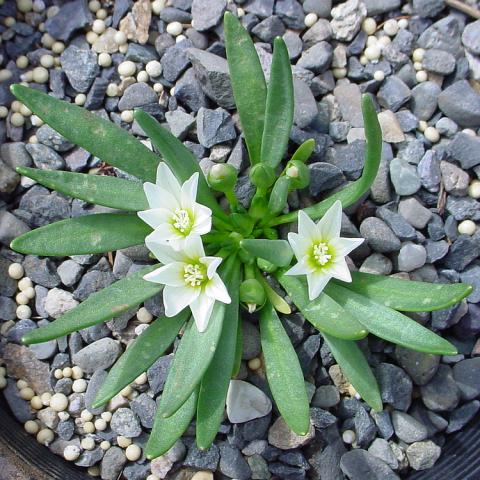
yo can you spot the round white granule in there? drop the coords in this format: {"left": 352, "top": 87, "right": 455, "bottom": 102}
{"left": 383, "top": 19, "right": 399, "bottom": 36}
{"left": 468, "top": 180, "right": 480, "bottom": 199}
{"left": 146, "top": 60, "right": 162, "bottom": 77}
{"left": 120, "top": 385, "right": 132, "bottom": 397}
{"left": 413, "top": 48, "right": 425, "bottom": 62}
{"left": 92, "top": 19, "right": 105, "bottom": 34}
{"left": 398, "top": 18, "right": 408, "bottom": 29}
{"left": 96, "top": 8, "right": 107, "bottom": 19}
{"left": 106, "top": 83, "right": 119, "bottom": 97}
{"left": 81, "top": 437, "right": 96, "bottom": 450}
{"left": 248, "top": 357, "right": 261, "bottom": 370}
{"left": 100, "top": 440, "right": 111, "bottom": 450}
{"left": 30, "top": 396, "right": 43, "bottom": 410}
{"left": 118, "top": 61, "right": 136, "bottom": 77}
{"left": 81, "top": 409, "right": 94, "bottom": 422}
{"left": 362, "top": 17, "right": 376, "bottom": 35}
{"left": 17, "top": 379, "right": 28, "bottom": 389}
{"left": 50, "top": 393, "right": 68, "bottom": 412}
{"left": 125, "top": 444, "right": 142, "bottom": 461}
{"left": 342, "top": 429, "right": 356, "bottom": 444}
{"left": 416, "top": 70, "right": 428, "bottom": 83}
{"left": 16, "top": 304, "right": 31, "bottom": 319}
{"left": 41, "top": 392, "right": 52, "bottom": 406}
{"left": 72, "top": 379, "right": 87, "bottom": 393}
{"left": 151, "top": 0, "right": 166, "bottom": 15}
{"left": 11, "top": 113, "right": 25, "bottom": 127}
{"left": 36, "top": 428, "right": 54, "bottom": 445}
{"left": 364, "top": 45, "right": 381, "bottom": 61}
{"left": 64, "top": 445, "right": 81, "bottom": 461}
{"left": 24, "top": 420, "right": 39, "bottom": 434}
{"left": 458, "top": 219, "right": 476, "bottom": 236}
{"left": 8, "top": 263, "right": 24, "bottom": 279}
{"left": 17, "top": 0, "right": 33, "bottom": 13}
{"left": 94, "top": 418, "right": 107, "bottom": 431}
{"left": 137, "top": 307, "right": 153, "bottom": 324}
{"left": 24, "top": 286, "right": 36, "bottom": 299}
{"left": 304, "top": 13, "right": 318, "bottom": 28}
{"left": 86, "top": 31, "right": 98, "bottom": 44}
{"left": 19, "top": 387, "right": 35, "bottom": 400}
{"left": 54, "top": 369, "right": 63, "bottom": 380}
{"left": 72, "top": 366, "right": 83, "bottom": 379}
{"left": 88, "top": 0, "right": 100, "bottom": 12}
{"left": 16, "top": 55, "right": 29, "bottom": 69}
{"left": 424, "top": 126, "right": 440, "bottom": 143}
{"left": 63, "top": 367, "right": 73, "bottom": 378}
{"left": 137, "top": 70, "right": 149, "bottom": 83}
{"left": 121, "top": 110, "right": 134, "bottom": 123}
{"left": 0, "top": 106, "right": 8, "bottom": 119}
{"left": 166, "top": 21, "right": 183, "bottom": 36}
{"left": 101, "top": 411, "right": 112, "bottom": 422}
{"left": 98, "top": 52, "right": 112, "bottom": 67}
{"left": 373, "top": 70, "right": 385, "bottom": 82}
{"left": 18, "top": 277, "right": 32, "bottom": 291}
{"left": 75, "top": 94, "right": 86, "bottom": 106}
{"left": 114, "top": 31, "right": 127, "bottom": 45}
{"left": 0, "top": 377, "right": 7, "bottom": 389}
{"left": 117, "top": 435, "right": 132, "bottom": 448}
{"left": 83, "top": 421, "right": 95, "bottom": 434}
{"left": 135, "top": 372, "right": 148, "bottom": 385}
{"left": 52, "top": 41, "right": 65, "bottom": 54}
{"left": 40, "top": 54, "right": 54, "bottom": 68}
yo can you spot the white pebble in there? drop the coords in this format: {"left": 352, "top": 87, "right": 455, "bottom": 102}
{"left": 100, "top": 440, "right": 111, "bottom": 450}
{"left": 96, "top": 8, "right": 107, "bottom": 19}
{"left": 81, "top": 437, "right": 96, "bottom": 450}
{"left": 114, "top": 31, "right": 127, "bottom": 45}
{"left": 175, "top": 34, "right": 187, "bottom": 43}
{"left": 135, "top": 372, "right": 148, "bottom": 385}
{"left": 101, "top": 411, "right": 112, "bottom": 422}
{"left": 373, "top": 70, "right": 385, "bottom": 81}
{"left": 72, "top": 366, "right": 83, "bottom": 379}
{"left": 342, "top": 429, "right": 356, "bottom": 444}
{"left": 118, "top": 60, "right": 136, "bottom": 77}
{"left": 33, "top": 0, "right": 45, "bottom": 12}
{"left": 8, "top": 263, "right": 24, "bottom": 279}
{"left": 146, "top": 60, "right": 162, "bottom": 78}
{"left": 64, "top": 445, "right": 81, "bottom": 461}
{"left": 63, "top": 367, "right": 72, "bottom": 378}
{"left": 0, "top": 377, "right": 7, "bottom": 389}
{"left": 152, "top": 0, "right": 166, "bottom": 14}
{"left": 383, "top": 19, "right": 399, "bottom": 36}
{"left": 54, "top": 369, "right": 64, "bottom": 380}
{"left": 81, "top": 409, "right": 94, "bottom": 422}
{"left": 469, "top": 180, "right": 480, "bottom": 199}
{"left": 52, "top": 41, "right": 65, "bottom": 54}
{"left": 121, "top": 110, "right": 134, "bottom": 123}
{"left": 117, "top": 436, "right": 132, "bottom": 448}
{"left": 362, "top": 17, "right": 377, "bottom": 35}
{"left": 16, "top": 292, "right": 29, "bottom": 305}
{"left": 0, "top": 69, "right": 12, "bottom": 82}
{"left": 83, "top": 421, "right": 95, "bottom": 434}
{"left": 92, "top": 19, "right": 106, "bottom": 34}
{"left": 41, "top": 392, "right": 52, "bottom": 406}
{"left": 86, "top": 31, "right": 98, "bottom": 44}
{"left": 30, "top": 396, "right": 43, "bottom": 410}
{"left": 416, "top": 70, "right": 428, "bottom": 83}
{"left": 98, "top": 52, "right": 112, "bottom": 67}
{"left": 366, "top": 35, "right": 378, "bottom": 47}
{"left": 18, "top": 277, "right": 32, "bottom": 290}
{"left": 365, "top": 45, "right": 381, "bottom": 61}
{"left": 94, "top": 418, "right": 107, "bottom": 431}
{"left": 72, "top": 379, "right": 87, "bottom": 393}
{"left": 137, "top": 307, "right": 153, "bottom": 324}
{"left": 418, "top": 120, "right": 428, "bottom": 132}
{"left": 120, "top": 385, "right": 132, "bottom": 397}
{"left": 126, "top": 444, "right": 142, "bottom": 461}
{"left": 119, "top": 44, "right": 128, "bottom": 54}
{"left": 88, "top": 0, "right": 100, "bottom": 12}
{"left": 75, "top": 94, "right": 86, "bottom": 106}
{"left": 17, "top": 379, "right": 28, "bottom": 390}
{"left": 137, "top": 70, "right": 149, "bottom": 83}
{"left": 40, "top": 54, "right": 54, "bottom": 68}
{"left": 458, "top": 220, "right": 476, "bottom": 236}
{"left": 23, "top": 286, "right": 36, "bottom": 300}
{"left": 463, "top": 128, "right": 476, "bottom": 137}
{"left": 25, "top": 420, "right": 39, "bottom": 434}
{"left": 398, "top": 18, "right": 408, "bottom": 29}
{"left": 304, "top": 13, "right": 318, "bottom": 28}
{"left": 0, "top": 106, "right": 8, "bottom": 119}
{"left": 11, "top": 112, "right": 25, "bottom": 127}
{"left": 106, "top": 83, "right": 119, "bottom": 97}
{"left": 36, "top": 428, "right": 54, "bottom": 445}
{"left": 58, "top": 411, "right": 70, "bottom": 421}
{"left": 16, "top": 304, "right": 31, "bottom": 319}
{"left": 147, "top": 476, "right": 160, "bottom": 480}
{"left": 17, "top": 0, "right": 33, "bottom": 13}
{"left": 16, "top": 55, "right": 29, "bottom": 69}
{"left": 135, "top": 324, "right": 149, "bottom": 336}
{"left": 153, "top": 82, "right": 164, "bottom": 93}
{"left": 19, "top": 387, "right": 34, "bottom": 400}
{"left": 413, "top": 48, "right": 425, "bottom": 62}
{"left": 50, "top": 393, "right": 68, "bottom": 412}
{"left": 166, "top": 21, "right": 183, "bottom": 36}
{"left": 332, "top": 68, "right": 347, "bottom": 79}
{"left": 424, "top": 126, "right": 440, "bottom": 143}
{"left": 377, "top": 35, "right": 391, "bottom": 47}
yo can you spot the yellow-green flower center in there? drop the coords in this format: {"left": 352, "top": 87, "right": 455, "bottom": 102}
{"left": 312, "top": 242, "right": 332, "bottom": 266}
{"left": 172, "top": 208, "right": 192, "bottom": 235}
{"left": 183, "top": 263, "right": 206, "bottom": 287}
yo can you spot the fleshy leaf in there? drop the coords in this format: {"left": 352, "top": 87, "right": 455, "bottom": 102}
{"left": 11, "top": 84, "right": 158, "bottom": 181}
{"left": 22, "top": 265, "right": 162, "bottom": 344}
{"left": 326, "top": 283, "right": 458, "bottom": 356}
{"left": 196, "top": 259, "right": 241, "bottom": 450}
{"left": 291, "top": 139, "right": 315, "bottom": 163}
{"left": 260, "top": 303, "right": 310, "bottom": 435}
{"left": 133, "top": 109, "right": 227, "bottom": 222}
{"left": 322, "top": 332, "right": 383, "bottom": 411}
{"left": 11, "top": 214, "right": 151, "bottom": 256}
{"left": 232, "top": 319, "right": 243, "bottom": 377}
{"left": 241, "top": 239, "right": 293, "bottom": 267}
{"left": 17, "top": 167, "right": 148, "bottom": 212}
{"left": 340, "top": 272, "right": 473, "bottom": 312}
{"left": 224, "top": 12, "right": 266, "bottom": 166}
{"left": 261, "top": 37, "right": 294, "bottom": 169}
{"left": 146, "top": 388, "right": 199, "bottom": 459}
{"left": 255, "top": 270, "right": 291, "bottom": 314}
{"left": 272, "top": 94, "right": 382, "bottom": 225}
{"left": 92, "top": 311, "right": 188, "bottom": 408}
{"left": 268, "top": 176, "right": 291, "bottom": 216}
{"left": 278, "top": 275, "right": 367, "bottom": 340}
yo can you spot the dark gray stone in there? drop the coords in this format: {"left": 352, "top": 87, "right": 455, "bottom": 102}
{"left": 0, "top": 211, "right": 30, "bottom": 246}
{"left": 25, "top": 143, "right": 65, "bottom": 170}
{"left": 376, "top": 363, "right": 413, "bottom": 411}
{"left": 130, "top": 393, "right": 156, "bottom": 429}
{"left": 293, "top": 79, "right": 317, "bottom": 128}
{"left": 340, "top": 449, "right": 399, "bottom": 480}
{"left": 376, "top": 207, "right": 417, "bottom": 241}
{"left": 0, "top": 295, "right": 16, "bottom": 321}
{"left": 84, "top": 77, "right": 108, "bottom": 110}
{"left": 3, "top": 379, "right": 34, "bottom": 422}
{"left": 422, "top": 49, "right": 456, "bottom": 75}
{"left": 354, "top": 407, "right": 377, "bottom": 448}
{"left": 111, "top": 408, "right": 142, "bottom": 437}
{"left": 72, "top": 338, "right": 122, "bottom": 374}
{"left": 443, "top": 235, "right": 479, "bottom": 271}
{"left": 219, "top": 442, "right": 251, "bottom": 480}
{"left": 421, "top": 364, "right": 461, "bottom": 411}
{"left": 453, "top": 358, "right": 480, "bottom": 400}
{"left": 359, "top": 217, "right": 401, "bottom": 253}
{"left": 45, "top": 0, "right": 92, "bottom": 41}
{"left": 463, "top": 19, "right": 480, "bottom": 55}
{"left": 174, "top": 68, "right": 208, "bottom": 113}
{"left": 438, "top": 80, "right": 480, "bottom": 127}
{"left": 446, "top": 196, "right": 480, "bottom": 221}
{"left": 60, "top": 45, "right": 99, "bottom": 93}
{"left": 371, "top": 411, "right": 394, "bottom": 440}
{"left": 75, "top": 446, "right": 104, "bottom": 467}
{"left": 410, "top": 82, "right": 441, "bottom": 121}
{"left": 147, "top": 355, "right": 172, "bottom": 394}
{"left": 310, "top": 407, "right": 337, "bottom": 429}
{"left": 447, "top": 132, "right": 480, "bottom": 169}
{"left": 183, "top": 442, "right": 220, "bottom": 470}
{"left": 191, "top": 0, "right": 226, "bottom": 31}
{"left": 74, "top": 267, "right": 116, "bottom": 301}
{"left": 275, "top": 0, "right": 305, "bottom": 29}
{"left": 161, "top": 40, "right": 193, "bottom": 83}
{"left": 197, "top": 107, "right": 236, "bottom": 148}
{"left": 251, "top": 16, "right": 285, "bottom": 43}
{"left": 391, "top": 411, "right": 428, "bottom": 443}
{"left": 297, "top": 42, "right": 333, "bottom": 73}
{"left": 118, "top": 83, "right": 157, "bottom": 111}
{"left": 417, "top": 150, "right": 441, "bottom": 192}
{"left": 100, "top": 446, "right": 126, "bottom": 480}
{"left": 23, "top": 255, "right": 60, "bottom": 288}
{"left": 417, "top": 16, "right": 462, "bottom": 56}
{"left": 0, "top": 142, "right": 32, "bottom": 169}
{"left": 85, "top": 369, "right": 108, "bottom": 414}
{"left": 7, "top": 319, "right": 36, "bottom": 344}
{"left": 378, "top": 76, "right": 411, "bottom": 112}
{"left": 447, "top": 400, "right": 480, "bottom": 433}
{"left": 425, "top": 240, "right": 449, "bottom": 263}
{"left": 413, "top": 0, "right": 445, "bottom": 17}
{"left": 36, "top": 125, "right": 74, "bottom": 152}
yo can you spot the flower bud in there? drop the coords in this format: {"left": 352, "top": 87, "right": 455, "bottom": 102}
{"left": 240, "top": 279, "right": 266, "bottom": 308}
{"left": 263, "top": 227, "right": 278, "bottom": 240}
{"left": 257, "top": 258, "right": 277, "bottom": 273}
{"left": 249, "top": 163, "right": 276, "bottom": 189}
{"left": 239, "top": 248, "right": 255, "bottom": 265}
{"left": 286, "top": 160, "right": 310, "bottom": 190}
{"left": 208, "top": 163, "right": 238, "bottom": 192}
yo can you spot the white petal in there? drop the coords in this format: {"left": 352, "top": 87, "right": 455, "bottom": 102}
{"left": 329, "top": 258, "right": 352, "bottom": 283}
{"left": 156, "top": 163, "right": 182, "bottom": 202}
{"left": 137, "top": 208, "right": 171, "bottom": 229}
{"left": 205, "top": 274, "right": 231, "bottom": 304}
{"left": 163, "top": 284, "right": 199, "bottom": 317}
{"left": 146, "top": 226, "right": 184, "bottom": 248}
{"left": 332, "top": 236, "right": 364, "bottom": 257}
{"left": 201, "top": 256, "right": 222, "bottom": 279}
{"left": 284, "top": 257, "right": 315, "bottom": 276}
{"left": 144, "top": 182, "right": 179, "bottom": 210}
{"left": 306, "top": 271, "right": 331, "bottom": 300}
{"left": 183, "top": 235, "right": 205, "bottom": 260}
{"left": 318, "top": 200, "right": 342, "bottom": 240}
{"left": 287, "top": 232, "right": 311, "bottom": 260}
{"left": 192, "top": 203, "right": 212, "bottom": 235}
{"left": 145, "top": 234, "right": 184, "bottom": 264}
{"left": 143, "top": 262, "right": 185, "bottom": 287}
{"left": 298, "top": 210, "right": 319, "bottom": 243}
{"left": 180, "top": 172, "right": 199, "bottom": 208}
{"left": 190, "top": 294, "right": 215, "bottom": 332}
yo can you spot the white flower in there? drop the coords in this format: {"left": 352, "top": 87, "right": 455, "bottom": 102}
{"left": 138, "top": 162, "right": 212, "bottom": 251}
{"left": 285, "top": 200, "right": 364, "bottom": 301}
{"left": 143, "top": 235, "right": 231, "bottom": 332}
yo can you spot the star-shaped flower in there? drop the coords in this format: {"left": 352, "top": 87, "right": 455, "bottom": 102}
{"left": 143, "top": 235, "right": 231, "bottom": 332}
{"left": 285, "top": 200, "right": 364, "bottom": 301}
{"left": 138, "top": 162, "right": 212, "bottom": 251}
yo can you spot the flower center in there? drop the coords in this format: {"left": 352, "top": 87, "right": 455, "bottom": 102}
{"left": 312, "top": 242, "right": 332, "bottom": 266}
{"left": 172, "top": 208, "right": 192, "bottom": 234}
{"left": 183, "top": 263, "right": 206, "bottom": 288}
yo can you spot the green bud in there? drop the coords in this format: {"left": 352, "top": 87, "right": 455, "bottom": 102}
{"left": 208, "top": 163, "right": 238, "bottom": 192}
{"left": 286, "top": 160, "right": 310, "bottom": 190}
{"left": 257, "top": 258, "right": 277, "bottom": 273}
{"left": 238, "top": 248, "right": 255, "bottom": 264}
{"left": 263, "top": 227, "right": 279, "bottom": 239}
{"left": 249, "top": 195, "right": 268, "bottom": 220}
{"left": 240, "top": 279, "right": 266, "bottom": 307}
{"left": 268, "top": 175, "right": 290, "bottom": 215}
{"left": 249, "top": 163, "right": 276, "bottom": 189}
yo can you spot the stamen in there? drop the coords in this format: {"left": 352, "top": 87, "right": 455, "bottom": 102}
{"left": 172, "top": 208, "right": 191, "bottom": 234}
{"left": 183, "top": 263, "right": 205, "bottom": 287}
{"left": 313, "top": 242, "right": 332, "bottom": 266}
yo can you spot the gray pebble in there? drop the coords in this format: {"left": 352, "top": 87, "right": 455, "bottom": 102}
{"left": 452, "top": 357, "right": 480, "bottom": 400}
{"left": 340, "top": 449, "right": 399, "bottom": 480}
{"left": 60, "top": 45, "right": 99, "bottom": 93}
{"left": 100, "top": 446, "right": 126, "bottom": 480}
{"left": 421, "top": 364, "right": 461, "bottom": 411}
{"left": 360, "top": 217, "right": 401, "bottom": 253}
{"left": 438, "top": 80, "right": 480, "bottom": 127}
{"left": 25, "top": 143, "right": 65, "bottom": 170}
{"left": 391, "top": 411, "right": 428, "bottom": 443}
{"left": 406, "top": 440, "right": 441, "bottom": 470}
{"left": 398, "top": 198, "right": 432, "bottom": 229}
{"left": 389, "top": 158, "right": 421, "bottom": 196}
{"left": 110, "top": 408, "right": 142, "bottom": 437}
{"left": 397, "top": 243, "right": 427, "bottom": 272}
{"left": 72, "top": 338, "right": 122, "bottom": 374}
{"left": 197, "top": 107, "right": 236, "bottom": 148}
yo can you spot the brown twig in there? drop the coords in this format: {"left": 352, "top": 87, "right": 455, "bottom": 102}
{"left": 445, "top": 0, "right": 480, "bottom": 19}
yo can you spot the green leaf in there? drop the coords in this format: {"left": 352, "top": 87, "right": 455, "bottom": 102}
{"left": 255, "top": 270, "right": 291, "bottom": 314}
{"left": 322, "top": 332, "right": 383, "bottom": 411}
{"left": 224, "top": 12, "right": 266, "bottom": 166}
{"left": 11, "top": 213, "right": 151, "bottom": 256}
{"left": 92, "top": 311, "right": 188, "bottom": 408}
{"left": 291, "top": 139, "right": 315, "bottom": 163}
{"left": 268, "top": 176, "right": 291, "bottom": 216}
{"left": 272, "top": 94, "right": 382, "bottom": 225}
{"left": 340, "top": 272, "right": 473, "bottom": 312}
{"left": 260, "top": 303, "right": 310, "bottom": 435}
{"left": 196, "top": 259, "right": 241, "bottom": 450}
{"left": 134, "top": 109, "right": 226, "bottom": 221}
{"left": 261, "top": 37, "right": 294, "bottom": 169}
{"left": 232, "top": 319, "right": 243, "bottom": 377}
{"left": 159, "top": 257, "right": 238, "bottom": 418}
{"left": 326, "top": 283, "right": 458, "bottom": 356}
{"left": 146, "top": 388, "right": 198, "bottom": 459}
{"left": 22, "top": 265, "right": 162, "bottom": 344}
{"left": 11, "top": 84, "right": 158, "bottom": 182}
{"left": 241, "top": 239, "right": 293, "bottom": 267}
{"left": 17, "top": 167, "right": 148, "bottom": 212}
{"left": 278, "top": 275, "right": 367, "bottom": 340}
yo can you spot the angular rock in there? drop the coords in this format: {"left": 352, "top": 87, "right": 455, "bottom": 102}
{"left": 406, "top": 441, "right": 441, "bottom": 470}
{"left": 438, "top": 80, "right": 480, "bottom": 127}
{"left": 196, "top": 107, "right": 236, "bottom": 148}
{"left": 340, "top": 449, "right": 399, "bottom": 480}
{"left": 391, "top": 411, "right": 428, "bottom": 443}
{"left": 453, "top": 358, "right": 480, "bottom": 400}
{"left": 110, "top": 407, "right": 142, "bottom": 437}
{"left": 360, "top": 217, "right": 401, "bottom": 253}
{"left": 378, "top": 76, "right": 411, "bottom": 112}
{"left": 44, "top": 0, "right": 92, "bottom": 41}
{"left": 420, "top": 364, "right": 460, "bottom": 412}
{"left": 268, "top": 417, "right": 315, "bottom": 449}
{"left": 410, "top": 82, "right": 441, "bottom": 121}
{"left": 191, "top": 0, "right": 226, "bottom": 31}
{"left": 447, "top": 132, "right": 480, "bottom": 170}
{"left": 422, "top": 49, "right": 456, "bottom": 75}
{"left": 398, "top": 198, "right": 432, "bottom": 229}
{"left": 25, "top": 143, "right": 65, "bottom": 170}
{"left": 331, "top": 0, "right": 366, "bottom": 42}
{"left": 72, "top": 338, "right": 122, "bottom": 373}
{"left": 60, "top": 45, "right": 99, "bottom": 93}
{"left": 226, "top": 380, "right": 272, "bottom": 424}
